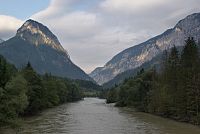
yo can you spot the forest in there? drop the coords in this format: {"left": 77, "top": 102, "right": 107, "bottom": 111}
{"left": 106, "top": 37, "right": 200, "bottom": 125}
{"left": 0, "top": 59, "right": 83, "bottom": 126}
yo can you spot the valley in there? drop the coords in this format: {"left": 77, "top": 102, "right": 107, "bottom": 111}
{"left": 1, "top": 4, "right": 200, "bottom": 133}
{"left": 2, "top": 98, "right": 200, "bottom": 134}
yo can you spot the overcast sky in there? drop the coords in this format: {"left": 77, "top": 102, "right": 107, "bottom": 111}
{"left": 0, "top": 0, "right": 200, "bottom": 73}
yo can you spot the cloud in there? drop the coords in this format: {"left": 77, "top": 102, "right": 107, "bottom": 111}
{"left": 0, "top": 15, "right": 23, "bottom": 39}
{"left": 32, "top": 0, "right": 94, "bottom": 20}
{"left": 1, "top": 0, "right": 200, "bottom": 73}
{"left": 100, "top": 0, "right": 168, "bottom": 13}
{"left": 49, "top": 11, "right": 100, "bottom": 38}
{"left": 31, "top": 0, "right": 200, "bottom": 73}
{"left": 30, "top": 0, "right": 156, "bottom": 73}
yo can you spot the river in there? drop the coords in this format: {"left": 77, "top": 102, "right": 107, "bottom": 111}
{"left": 1, "top": 98, "right": 200, "bottom": 134}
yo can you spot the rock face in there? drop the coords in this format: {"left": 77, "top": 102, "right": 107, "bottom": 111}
{"left": 0, "top": 19, "right": 93, "bottom": 81}
{"left": 102, "top": 52, "right": 163, "bottom": 88}
{"left": 90, "top": 13, "right": 200, "bottom": 85}
{"left": 16, "top": 20, "right": 68, "bottom": 55}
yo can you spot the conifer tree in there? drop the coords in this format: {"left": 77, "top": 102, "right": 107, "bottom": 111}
{"left": 180, "top": 37, "right": 200, "bottom": 122}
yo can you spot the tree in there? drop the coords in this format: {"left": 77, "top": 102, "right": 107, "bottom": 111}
{"left": 22, "top": 63, "right": 46, "bottom": 115}
{"left": 106, "top": 37, "right": 200, "bottom": 124}
{"left": 165, "top": 46, "right": 180, "bottom": 115}
{"left": 0, "top": 57, "right": 10, "bottom": 88}
{"left": 0, "top": 75, "right": 28, "bottom": 124}
{"left": 0, "top": 58, "right": 83, "bottom": 126}
{"left": 67, "top": 83, "right": 82, "bottom": 102}
{"left": 56, "top": 80, "right": 68, "bottom": 103}
{"left": 106, "top": 88, "right": 118, "bottom": 103}
{"left": 42, "top": 75, "right": 59, "bottom": 107}
{"left": 180, "top": 37, "right": 200, "bottom": 123}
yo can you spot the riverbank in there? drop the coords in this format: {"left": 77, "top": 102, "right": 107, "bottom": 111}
{"left": 1, "top": 98, "right": 200, "bottom": 134}
{"left": 113, "top": 101, "right": 200, "bottom": 126}
{"left": 106, "top": 39, "right": 200, "bottom": 125}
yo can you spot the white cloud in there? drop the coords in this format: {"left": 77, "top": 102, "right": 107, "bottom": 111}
{"left": 50, "top": 11, "right": 100, "bottom": 38}
{"left": 100, "top": 0, "right": 168, "bottom": 13}
{"left": 31, "top": 0, "right": 200, "bottom": 73}
{"left": 31, "top": 0, "right": 89, "bottom": 20}
{"left": 0, "top": 15, "right": 23, "bottom": 39}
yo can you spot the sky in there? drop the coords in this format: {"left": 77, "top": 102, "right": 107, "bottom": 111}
{"left": 0, "top": 0, "right": 200, "bottom": 73}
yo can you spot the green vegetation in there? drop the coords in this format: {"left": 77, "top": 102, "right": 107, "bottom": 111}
{"left": 0, "top": 59, "right": 83, "bottom": 126}
{"left": 106, "top": 37, "right": 200, "bottom": 125}
{"left": 74, "top": 79, "right": 103, "bottom": 97}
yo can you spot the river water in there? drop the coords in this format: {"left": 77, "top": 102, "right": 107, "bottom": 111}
{"left": 1, "top": 98, "right": 200, "bottom": 134}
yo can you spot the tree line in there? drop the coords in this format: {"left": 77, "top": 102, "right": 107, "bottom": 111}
{"left": 0, "top": 59, "right": 83, "bottom": 126}
{"left": 106, "top": 37, "right": 200, "bottom": 125}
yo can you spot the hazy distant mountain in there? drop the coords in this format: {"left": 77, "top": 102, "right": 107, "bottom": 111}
{"left": 0, "top": 19, "right": 93, "bottom": 81}
{"left": 102, "top": 53, "right": 162, "bottom": 88}
{"left": 90, "top": 13, "right": 200, "bottom": 85}
{"left": 103, "top": 46, "right": 186, "bottom": 89}
{"left": 0, "top": 39, "right": 4, "bottom": 43}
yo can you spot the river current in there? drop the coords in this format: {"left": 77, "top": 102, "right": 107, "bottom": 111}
{"left": 1, "top": 98, "right": 200, "bottom": 134}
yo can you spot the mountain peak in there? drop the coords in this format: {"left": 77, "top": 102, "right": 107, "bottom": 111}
{"left": 16, "top": 19, "right": 69, "bottom": 56}
{"left": 0, "top": 20, "right": 93, "bottom": 81}
{"left": 175, "top": 13, "right": 200, "bottom": 29}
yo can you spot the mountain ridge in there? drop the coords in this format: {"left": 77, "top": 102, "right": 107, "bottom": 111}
{"left": 0, "top": 39, "right": 4, "bottom": 43}
{"left": 90, "top": 12, "right": 200, "bottom": 85}
{"left": 0, "top": 19, "right": 93, "bottom": 81}
{"left": 16, "top": 19, "right": 69, "bottom": 56}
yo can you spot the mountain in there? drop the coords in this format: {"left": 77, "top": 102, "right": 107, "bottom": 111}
{"left": 102, "top": 53, "right": 162, "bottom": 88}
{"left": 0, "top": 39, "right": 4, "bottom": 43}
{"left": 0, "top": 19, "right": 93, "bottom": 81}
{"left": 90, "top": 13, "right": 200, "bottom": 85}
{"left": 103, "top": 46, "right": 187, "bottom": 88}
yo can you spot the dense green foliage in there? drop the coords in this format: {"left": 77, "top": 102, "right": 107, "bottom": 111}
{"left": 74, "top": 79, "right": 103, "bottom": 97}
{"left": 106, "top": 37, "right": 200, "bottom": 125}
{"left": 0, "top": 60, "right": 83, "bottom": 126}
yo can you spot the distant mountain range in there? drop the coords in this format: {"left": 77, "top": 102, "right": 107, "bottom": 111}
{"left": 0, "top": 39, "right": 4, "bottom": 43}
{"left": 102, "top": 53, "right": 163, "bottom": 88}
{"left": 90, "top": 13, "right": 200, "bottom": 85}
{"left": 0, "top": 19, "right": 93, "bottom": 81}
